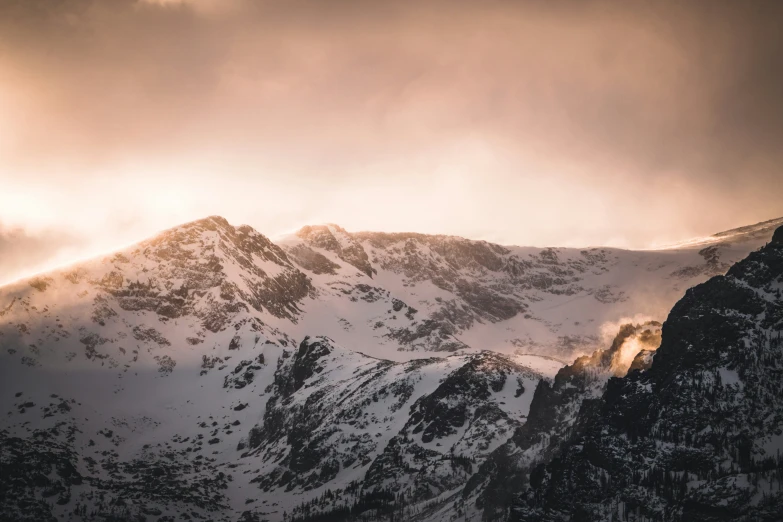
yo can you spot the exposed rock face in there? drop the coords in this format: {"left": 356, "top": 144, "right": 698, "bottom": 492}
{"left": 511, "top": 225, "right": 783, "bottom": 521}
{"left": 128, "top": 216, "right": 312, "bottom": 325}
{"left": 280, "top": 222, "right": 774, "bottom": 358}
{"left": 0, "top": 216, "right": 310, "bottom": 369}
{"left": 242, "top": 336, "right": 548, "bottom": 520}
{"left": 285, "top": 244, "right": 341, "bottom": 275}
{"left": 1, "top": 215, "right": 781, "bottom": 522}
{"left": 357, "top": 232, "right": 584, "bottom": 324}
{"left": 93, "top": 216, "right": 312, "bottom": 324}
{"left": 360, "top": 352, "right": 544, "bottom": 509}
{"left": 296, "top": 224, "right": 376, "bottom": 278}
{"left": 465, "top": 321, "right": 662, "bottom": 521}
{"left": 0, "top": 216, "right": 315, "bottom": 521}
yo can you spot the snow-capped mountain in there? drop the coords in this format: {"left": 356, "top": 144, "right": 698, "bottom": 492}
{"left": 511, "top": 225, "right": 783, "bottom": 521}
{"left": 281, "top": 219, "right": 781, "bottom": 361}
{"left": 0, "top": 215, "right": 780, "bottom": 521}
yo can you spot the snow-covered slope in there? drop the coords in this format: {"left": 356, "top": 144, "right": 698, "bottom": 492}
{"left": 0, "top": 215, "right": 780, "bottom": 521}
{"left": 0, "top": 217, "right": 310, "bottom": 521}
{"left": 281, "top": 222, "right": 775, "bottom": 361}
{"left": 654, "top": 216, "right": 783, "bottom": 250}
{"left": 512, "top": 224, "right": 783, "bottom": 521}
{"left": 243, "top": 337, "right": 550, "bottom": 521}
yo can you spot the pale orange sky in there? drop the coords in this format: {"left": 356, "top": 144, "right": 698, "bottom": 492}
{"left": 1, "top": 0, "right": 782, "bottom": 284}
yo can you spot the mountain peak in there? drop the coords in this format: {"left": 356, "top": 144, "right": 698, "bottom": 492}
{"left": 170, "top": 215, "right": 233, "bottom": 233}
{"left": 3, "top": 213, "right": 783, "bottom": 521}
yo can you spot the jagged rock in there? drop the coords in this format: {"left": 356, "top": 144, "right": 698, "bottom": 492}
{"left": 466, "top": 321, "right": 662, "bottom": 521}
{"left": 243, "top": 337, "right": 549, "bottom": 520}
{"left": 511, "top": 225, "right": 783, "bottom": 522}
{"left": 0, "top": 215, "right": 781, "bottom": 522}
{"left": 296, "top": 224, "right": 376, "bottom": 278}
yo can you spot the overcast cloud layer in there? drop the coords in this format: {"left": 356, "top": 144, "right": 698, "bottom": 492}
{"left": 1, "top": 0, "right": 782, "bottom": 283}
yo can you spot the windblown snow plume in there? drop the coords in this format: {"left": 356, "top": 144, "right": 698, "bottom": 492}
{"left": 598, "top": 315, "right": 662, "bottom": 376}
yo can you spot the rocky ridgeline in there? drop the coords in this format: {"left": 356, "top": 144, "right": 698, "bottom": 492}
{"left": 464, "top": 321, "right": 662, "bottom": 520}
{"left": 242, "top": 336, "right": 545, "bottom": 521}
{"left": 283, "top": 221, "right": 773, "bottom": 358}
{"left": 0, "top": 216, "right": 307, "bottom": 371}
{"left": 0, "top": 216, "right": 781, "bottom": 522}
{"left": 511, "top": 225, "right": 783, "bottom": 521}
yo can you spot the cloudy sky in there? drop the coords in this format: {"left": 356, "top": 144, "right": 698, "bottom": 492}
{"left": 1, "top": 0, "right": 782, "bottom": 283}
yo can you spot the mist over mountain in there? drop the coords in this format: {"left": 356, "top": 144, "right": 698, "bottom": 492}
{"left": 0, "top": 216, "right": 781, "bottom": 521}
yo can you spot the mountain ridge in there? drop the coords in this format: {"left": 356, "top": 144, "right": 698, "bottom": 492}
{"left": 510, "top": 223, "right": 783, "bottom": 521}
{"left": 0, "top": 216, "right": 781, "bottom": 521}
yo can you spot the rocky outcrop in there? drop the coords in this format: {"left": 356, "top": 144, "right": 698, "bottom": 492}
{"left": 511, "top": 225, "right": 783, "bottom": 521}
{"left": 465, "top": 321, "right": 662, "bottom": 520}
{"left": 296, "top": 225, "right": 376, "bottom": 278}
{"left": 243, "top": 337, "right": 547, "bottom": 520}
{"left": 285, "top": 244, "right": 341, "bottom": 275}
{"left": 359, "top": 352, "right": 544, "bottom": 510}
{"left": 277, "top": 217, "right": 779, "bottom": 358}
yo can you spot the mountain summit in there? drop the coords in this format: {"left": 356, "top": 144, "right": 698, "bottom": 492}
{"left": 0, "top": 217, "right": 781, "bottom": 521}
